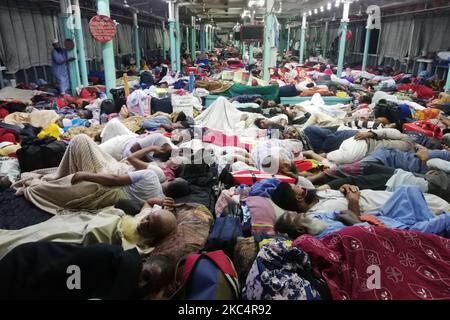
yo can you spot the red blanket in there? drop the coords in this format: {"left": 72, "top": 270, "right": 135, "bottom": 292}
{"left": 294, "top": 226, "right": 450, "bottom": 300}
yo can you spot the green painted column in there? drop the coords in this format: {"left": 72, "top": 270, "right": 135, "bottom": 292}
{"left": 73, "top": 0, "right": 88, "bottom": 86}
{"left": 175, "top": 5, "right": 181, "bottom": 73}
{"left": 249, "top": 11, "right": 255, "bottom": 64}
{"left": 322, "top": 21, "right": 328, "bottom": 59}
{"left": 263, "top": 0, "right": 275, "bottom": 81}
{"left": 362, "top": 27, "right": 371, "bottom": 71}
{"left": 133, "top": 12, "right": 141, "bottom": 72}
{"left": 337, "top": 0, "right": 351, "bottom": 76}
{"left": 445, "top": 62, "right": 450, "bottom": 92}
{"left": 200, "top": 25, "right": 205, "bottom": 53}
{"left": 167, "top": 1, "right": 177, "bottom": 71}
{"left": 191, "top": 17, "right": 196, "bottom": 61}
{"left": 299, "top": 15, "right": 306, "bottom": 64}
{"left": 286, "top": 26, "right": 291, "bottom": 51}
{"left": 60, "top": 0, "right": 80, "bottom": 95}
{"left": 97, "top": 0, "right": 116, "bottom": 98}
{"left": 161, "top": 23, "right": 167, "bottom": 60}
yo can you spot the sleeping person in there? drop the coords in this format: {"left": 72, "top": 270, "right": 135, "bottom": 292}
{"left": 273, "top": 185, "right": 450, "bottom": 239}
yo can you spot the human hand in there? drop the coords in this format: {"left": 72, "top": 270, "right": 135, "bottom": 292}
{"left": 71, "top": 172, "right": 87, "bottom": 184}
{"left": 416, "top": 148, "right": 429, "bottom": 162}
{"left": 67, "top": 57, "right": 76, "bottom": 62}
{"left": 339, "top": 184, "right": 360, "bottom": 202}
{"left": 354, "top": 131, "right": 374, "bottom": 140}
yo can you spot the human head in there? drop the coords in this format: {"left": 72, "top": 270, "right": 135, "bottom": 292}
{"left": 254, "top": 118, "right": 270, "bottom": 129}
{"left": 153, "top": 143, "right": 173, "bottom": 162}
{"left": 442, "top": 134, "right": 450, "bottom": 151}
{"left": 79, "top": 109, "right": 93, "bottom": 119}
{"left": 137, "top": 209, "right": 177, "bottom": 246}
{"left": 52, "top": 39, "right": 60, "bottom": 48}
{"left": 283, "top": 126, "right": 300, "bottom": 140}
{"left": 271, "top": 182, "right": 317, "bottom": 212}
{"left": 162, "top": 178, "right": 190, "bottom": 198}
{"left": 139, "top": 255, "right": 177, "bottom": 299}
{"left": 274, "top": 211, "right": 328, "bottom": 238}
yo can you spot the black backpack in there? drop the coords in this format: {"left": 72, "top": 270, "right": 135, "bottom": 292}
{"left": 16, "top": 137, "right": 66, "bottom": 173}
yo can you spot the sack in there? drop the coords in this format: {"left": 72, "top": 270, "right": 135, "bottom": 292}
{"left": 232, "top": 170, "right": 296, "bottom": 186}
{"left": 172, "top": 250, "right": 240, "bottom": 300}
{"left": 206, "top": 203, "right": 243, "bottom": 258}
{"left": 16, "top": 137, "right": 66, "bottom": 172}
{"left": 403, "top": 121, "right": 443, "bottom": 140}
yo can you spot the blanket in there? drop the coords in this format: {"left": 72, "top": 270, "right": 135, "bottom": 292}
{"left": 0, "top": 87, "right": 47, "bottom": 105}
{"left": 195, "top": 96, "right": 243, "bottom": 132}
{"left": 294, "top": 226, "right": 450, "bottom": 300}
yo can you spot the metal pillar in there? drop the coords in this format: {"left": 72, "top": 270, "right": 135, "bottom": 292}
{"left": 249, "top": 10, "right": 255, "bottom": 64}
{"left": 445, "top": 62, "right": 450, "bottom": 92}
{"left": 337, "top": 0, "right": 351, "bottom": 75}
{"left": 299, "top": 14, "right": 306, "bottom": 64}
{"left": 200, "top": 25, "right": 206, "bottom": 53}
{"left": 174, "top": 4, "right": 181, "bottom": 73}
{"left": 60, "top": 0, "right": 81, "bottom": 95}
{"left": 362, "top": 27, "right": 371, "bottom": 71}
{"left": 322, "top": 21, "right": 328, "bottom": 58}
{"left": 97, "top": 0, "right": 116, "bottom": 98}
{"left": 191, "top": 17, "right": 196, "bottom": 61}
{"left": 286, "top": 25, "right": 291, "bottom": 51}
{"left": 168, "top": 1, "right": 177, "bottom": 72}
{"left": 133, "top": 11, "right": 141, "bottom": 72}
{"left": 263, "top": 0, "right": 275, "bottom": 81}
{"left": 73, "top": 0, "right": 88, "bottom": 86}
{"left": 161, "top": 22, "right": 167, "bottom": 60}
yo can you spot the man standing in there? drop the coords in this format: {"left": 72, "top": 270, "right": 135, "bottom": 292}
{"left": 51, "top": 39, "right": 73, "bottom": 95}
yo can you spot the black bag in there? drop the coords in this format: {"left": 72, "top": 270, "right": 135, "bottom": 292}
{"left": 374, "top": 100, "right": 402, "bottom": 123}
{"left": 140, "top": 71, "right": 154, "bottom": 85}
{"left": 16, "top": 137, "right": 66, "bottom": 172}
{"left": 100, "top": 98, "right": 119, "bottom": 115}
{"left": 205, "top": 202, "right": 243, "bottom": 259}
{"left": 109, "top": 89, "right": 126, "bottom": 112}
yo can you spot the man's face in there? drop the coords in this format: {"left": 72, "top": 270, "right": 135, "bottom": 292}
{"left": 137, "top": 209, "right": 176, "bottom": 245}
{"left": 53, "top": 42, "right": 60, "bottom": 49}
{"left": 290, "top": 184, "right": 309, "bottom": 211}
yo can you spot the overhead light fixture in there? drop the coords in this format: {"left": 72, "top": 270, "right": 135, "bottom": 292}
{"left": 308, "top": 10, "right": 312, "bottom": 16}
{"left": 123, "top": 0, "right": 130, "bottom": 8}
{"left": 320, "top": 6, "right": 324, "bottom": 12}
{"left": 314, "top": 8, "right": 318, "bottom": 14}
{"left": 327, "top": 2, "right": 332, "bottom": 10}
{"left": 335, "top": 0, "right": 340, "bottom": 8}
{"left": 248, "top": 0, "right": 265, "bottom": 7}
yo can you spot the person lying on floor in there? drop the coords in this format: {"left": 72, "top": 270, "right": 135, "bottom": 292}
{"left": 304, "top": 128, "right": 416, "bottom": 165}
{"left": 0, "top": 197, "right": 178, "bottom": 259}
{"left": 274, "top": 185, "right": 450, "bottom": 239}
{"left": 268, "top": 179, "right": 449, "bottom": 216}
{"left": 253, "top": 115, "right": 288, "bottom": 132}
{"left": 13, "top": 135, "right": 189, "bottom": 214}
{"left": 309, "top": 146, "right": 450, "bottom": 186}
{"left": 0, "top": 241, "right": 176, "bottom": 300}
{"left": 99, "top": 118, "right": 173, "bottom": 162}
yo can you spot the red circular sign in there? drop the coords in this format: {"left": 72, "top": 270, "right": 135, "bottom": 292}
{"left": 89, "top": 15, "right": 117, "bottom": 42}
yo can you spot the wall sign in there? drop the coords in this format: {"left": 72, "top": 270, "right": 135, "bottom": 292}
{"left": 89, "top": 15, "right": 116, "bottom": 42}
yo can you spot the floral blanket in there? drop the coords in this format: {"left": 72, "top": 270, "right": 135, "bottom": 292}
{"left": 294, "top": 226, "right": 450, "bottom": 300}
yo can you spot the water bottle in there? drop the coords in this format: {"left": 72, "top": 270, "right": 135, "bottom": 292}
{"left": 267, "top": 127, "right": 272, "bottom": 139}
{"left": 188, "top": 72, "right": 195, "bottom": 93}
{"left": 238, "top": 184, "right": 249, "bottom": 199}
{"left": 353, "top": 99, "right": 359, "bottom": 109}
{"left": 100, "top": 113, "right": 108, "bottom": 124}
